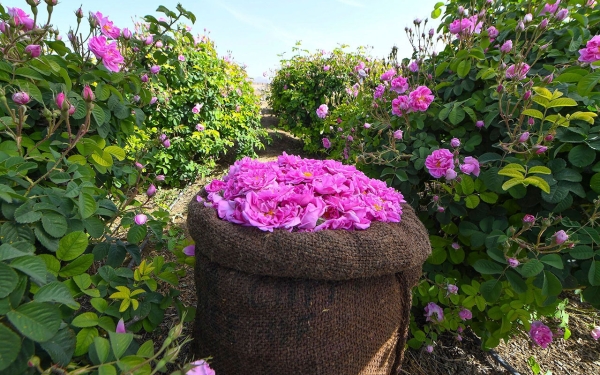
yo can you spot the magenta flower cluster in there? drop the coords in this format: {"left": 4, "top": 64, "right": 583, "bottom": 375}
{"left": 391, "top": 86, "right": 434, "bottom": 116}
{"left": 448, "top": 15, "right": 482, "bottom": 37}
{"left": 203, "top": 153, "right": 406, "bottom": 232}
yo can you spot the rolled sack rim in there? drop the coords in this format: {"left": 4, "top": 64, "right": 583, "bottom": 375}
{"left": 187, "top": 189, "right": 432, "bottom": 281}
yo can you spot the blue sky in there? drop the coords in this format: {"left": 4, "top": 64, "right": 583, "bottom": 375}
{"left": 8, "top": 0, "right": 442, "bottom": 79}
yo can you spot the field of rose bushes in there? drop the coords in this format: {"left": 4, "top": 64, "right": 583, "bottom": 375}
{"left": 2, "top": 0, "right": 600, "bottom": 374}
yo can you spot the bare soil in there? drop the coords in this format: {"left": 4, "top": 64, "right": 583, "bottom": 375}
{"left": 145, "top": 83, "right": 600, "bottom": 375}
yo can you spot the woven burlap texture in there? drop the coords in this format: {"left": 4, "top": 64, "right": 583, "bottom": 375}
{"left": 188, "top": 189, "right": 431, "bottom": 375}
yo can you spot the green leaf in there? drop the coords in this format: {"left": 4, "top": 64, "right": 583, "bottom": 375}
{"left": 127, "top": 225, "right": 147, "bottom": 244}
{"left": 91, "top": 298, "right": 108, "bottom": 313}
{"left": 109, "top": 332, "right": 134, "bottom": 360}
{"left": 568, "top": 144, "right": 596, "bottom": 168}
{"left": 34, "top": 281, "right": 79, "bottom": 309}
{"left": 555, "top": 73, "right": 584, "bottom": 83}
{"left": 117, "top": 355, "right": 151, "bottom": 374}
{"left": 505, "top": 270, "right": 527, "bottom": 294}
{"left": 6, "top": 302, "right": 61, "bottom": 342}
{"left": 577, "top": 71, "right": 600, "bottom": 97}
{"left": 91, "top": 151, "right": 114, "bottom": 168}
{"left": 502, "top": 177, "right": 524, "bottom": 191}
{"left": 457, "top": 59, "right": 471, "bottom": 78}
{"left": 99, "top": 364, "right": 117, "bottom": 375}
{"left": 10, "top": 256, "right": 47, "bottom": 285}
{"left": 72, "top": 312, "right": 99, "bottom": 328}
{"left": 498, "top": 169, "right": 525, "bottom": 178}
{"left": 542, "top": 271, "right": 562, "bottom": 296}
{"left": 480, "top": 191, "right": 498, "bottom": 204}
{"left": 520, "top": 259, "right": 544, "bottom": 278}
{"left": 79, "top": 193, "right": 99, "bottom": 219}
{"left": 0, "top": 243, "right": 33, "bottom": 261}
{"left": 435, "top": 62, "right": 449, "bottom": 77}
{"left": 480, "top": 279, "right": 502, "bottom": 303}
{"left": 465, "top": 195, "right": 480, "bottom": 209}
{"left": 74, "top": 327, "right": 98, "bottom": 357}
{"left": 473, "top": 259, "right": 504, "bottom": 275}
{"left": 42, "top": 213, "right": 68, "bottom": 238}
{"left": 590, "top": 173, "right": 600, "bottom": 193}
{"left": 136, "top": 340, "right": 155, "bottom": 358}
{"left": 540, "top": 254, "right": 564, "bottom": 269}
{"left": 93, "top": 337, "right": 111, "bottom": 364}
{"left": 92, "top": 105, "right": 106, "bottom": 126}
{"left": 57, "top": 231, "right": 89, "bottom": 261}
{"left": 528, "top": 166, "right": 551, "bottom": 175}
{"left": 39, "top": 326, "right": 76, "bottom": 366}
{"left": 589, "top": 261, "right": 600, "bottom": 286}
{"left": 14, "top": 201, "right": 42, "bottom": 224}
{"left": 569, "top": 245, "right": 594, "bottom": 259}
{"left": 547, "top": 97, "right": 578, "bottom": 108}
{"left": 104, "top": 146, "right": 126, "bottom": 161}
{"left": 59, "top": 254, "right": 94, "bottom": 278}
{"left": 0, "top": 262, "right": 19, "bottom": 298}
{"left": 460, "top": 175, "right": 474, "bottom": 195}
{"left": 523, "top": 176, "right": 551, "bottom": 194}
{"left": 521, "top": 109, "right": 544, "bottom": 119}
{"left": 0, "top": 324, "right": 21, "bottom": 371}
{"left": 448, "top": 106, "right": 465, "bottom": 125}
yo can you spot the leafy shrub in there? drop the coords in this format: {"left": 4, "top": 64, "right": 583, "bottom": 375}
{"left": 268, "top": 44, "right": 376, "bottom": 152}
{"left": 0, "top": 3, "right": 202, "bottom": 372}
{"left": 127, "top": 24, "right": 266, "bottom": 186}
{"left": 295, "top": 0, "right": 600, "bottom": 357}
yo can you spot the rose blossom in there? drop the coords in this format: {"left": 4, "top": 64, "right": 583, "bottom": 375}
{"left": 192, "top": 103, "right": 203, "bottom": 114}
{"left": 156, "top": 175, "right": 165, "bottom": 181}
{"left": 579, "top": 35, "right": 600, "bottom": 67}
{"left": 487, "top": 26, "right": 499, "bottom": 39}
{"left": 519, "top": 132, "right": 530, "bottom": 142}
{"left": 323, "top": 65, "right": 330, "bottom": 71}
{"left": 322, "top": 138, "right": 331, "bottom": 149}
{"left": 7, "top": 7, "right": 35, "bottom": 31}
{"left": 540, "top": 1, "right": 560, "bottom": 15}
{"left": 183, "top": 245, "right": 195, "bottom": 256}
{"left": 178, "top": 55, "right": 186, "bottom": 62}
{"left": 116, "top": 318, "right": 126, "bottom": 333}
{"left": 445, "top": 169, "right": 457, "bottom": 180}
{"left": 500, "top": 40, "right": 513, "bottom": 53}
{"left": 505, "top": 63, "right": 530, "bottom": 80}
{"left": 408, "top": 61, "right": 419, "bottom": 72}
{"left": 476, "top": 120, "right": 484, "bottom": 128}
{"left": 364, "top": 123, "right": 371, "bottom": 129}
{"left": 554, "top": 230, "right": 568, "bottom": 244}
{"left": 408, "top": 86, "right": 434, "bottom": 112}
{"left": 447, "top": 284, "right": 458, "bottom": 294}
{"left": 150, "top": 65, "right": 161, "bottom": 74}
{"left": 393, "top": 130, "right": 403, "bottom": 140}
{"left": 392, "top": 95, "right": 410, "bottom": 116}
{"left": 373, "top": 84, "right": 385, "bottom": 99}
{"left": 460, "top": 156, "right": 480, "bottom": 177}
{"left": 424, "top": 302, "right": 444, "bottom": 322}
{"left": 380, "top": 68, "right": 396, "bottom": 81}
{"left": 459, "top": 308, "right": 472, "bottom": 321}
{"left": 122, "top": 28, "right": 132, "bottom": 39}
{"left": 426, "top": 345, "right": 434, "bottom": 353}
{"left": 450, "top": 138, "right": 460, "bottom": 148}
{"left": 12, "top": 92, "right": 30, "bottom": 105}
{"left": 425, "top": 149, "right": 454, "bottom": 179}
{"left": 316, "top": 104, "right": 328, "bottom": 119}
{"left": 94, "top": 12, "right": 120, "bottom": 39}
{"left": 147, "top": 184, "right": 157, "bottom": 197}
{"left": 150, "top": 97, "right": 158, "bottom": 104}
{"left": 186, "top": 360, "right": 215, "bottom": 375}
{"left": 196, "top": 124, "right": 205, "bottom": 131}
{"left": 24, "top": 44, "right": 41, "bottom": 58}
{"left": 523, "top": 214, "right": 536, "bottom": 223}
{"left": 508, "top": 258, "right": 520, "bottom": 268}
{"left": 134, "top": 214, "right": 148, "bottom": 225}
{"left": 529, "top": 321, "right": 553, "bottom": 348}
{"left": 390, "top": 76, "right": 409, "bottom": 94}
{"left": 591, "top": 327, "right": 600, "bottom": 340}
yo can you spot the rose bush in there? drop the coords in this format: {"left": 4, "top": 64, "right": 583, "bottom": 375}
{"left": 268, "top": 44, "right": 378, "bottom": 152}
{"left": 272, "top": 0, "right": 600, "bottom": 367}
{"left": 0, "top": 2, "right": 211, "bottom": 373}
{"left": 126, "top": 22, "right": 266, "bottom": 186}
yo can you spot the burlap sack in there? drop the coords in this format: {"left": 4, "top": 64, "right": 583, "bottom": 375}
{"left": 188, "top": 189, "right": 431, "bottom": 375}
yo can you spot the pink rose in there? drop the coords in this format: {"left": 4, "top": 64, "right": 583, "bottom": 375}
{"left": 24, "top": 44, "right": 41, "bottom": 58}
{"left": 408, "top": 86, "right": 434, "bottom": 112}
{"left": 523, "top": 214, "right": 536, "bottom": 223}
{"left": 450, "top": 138, "right": 460, "bottom": 148}
{"left": 94, "top": 12, "right": 121, "bottom": 39}
{"left": 529, "top": 321, "right": 553, "bottom": 348}
{"left": 88, "top": 36, "right": 108, "bottom": 59}
{"left": 392, "top": 95, "right": 410, "bottom": 116}
{"left": 390, "top": 76, "right": 409, "bottom": 94}
{"left": 183, "top": 245, "right": 195, "bottom": 256}
{"left": 554, "top": 230, "right": 568, "bottom": 244}
{"left": 7, "top": 7, "right": 35, "bottom": 31}
{"left": 316, "top": 104, "right": 328, "bottom": 119}
{"left": 424, "top": 302, "right": 444, "bottom": 322}
{"left": 591, "top": 326, "right": 600, "bottom": 340}
{"left": 12, "top": 91, "right": 30, "bottom": 105}
{"left": 500, "top": 40, "right": 513, "bottom": 53}
{"left": 447, "top": 284, "right": 458, "bottom": 294}
{"left": 150, "top": 65, "right": 161, "bottom": 74}
{"left": 505, "top": 63, "right": 530, "bottom": 80}
{"left": 425, "top": 149, "right": 454, "bottom": 179}
{"left": 322, "top": 138, "right": 331, "bottom": 149}
{"left": 116, "top": 318, "right": 126, "bottom": 333}
{"left": 459, "top": 308, "right": 472, "bottom": 321}
{"left": 459, "top": 156, "right": 480, "bottom": 177}
{"left": 508, "top": 258, "right": 520, "bottom": 268}
{"left": 393, "top": 130, "right": 403, "bottom": 140}
{"left": 186, "top": 360, "right": 215, "bottom": 375}
{"left": 579, "top": 35, "right": 600, "bottom": 67}
{"left": 134, "top": 214, "right": 147, "bottom": 225}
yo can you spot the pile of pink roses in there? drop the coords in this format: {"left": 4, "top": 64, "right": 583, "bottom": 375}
{"left": 88, "top": 12, "right": 125, "bottom": 72}
{"left": 201, "top": 153, "right": 406, "bottom": 232}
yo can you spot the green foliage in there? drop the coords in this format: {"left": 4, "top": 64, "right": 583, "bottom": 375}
{"left": 127, "top": 29, "right": 267, "bottom": 186}
{"left": 0, "top": 3, "right": 203, "bottom": 372}
{"left": 268, "top": 44, "right": 376, "bottom": 152}
{"left": 274, "top": 0, "right": 600, "bottom": 351}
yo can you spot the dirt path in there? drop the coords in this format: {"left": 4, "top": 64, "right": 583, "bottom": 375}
{"left": 154, "top": 84, "right": 600, "bottom": 374}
